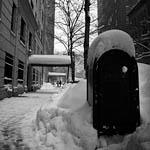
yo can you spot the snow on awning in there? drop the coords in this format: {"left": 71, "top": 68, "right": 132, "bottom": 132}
{"left": 28, "top": 55, "right": 71, "bottom": 66}
{"left": 48, "top": 72, "right": 67, "bottom": 77}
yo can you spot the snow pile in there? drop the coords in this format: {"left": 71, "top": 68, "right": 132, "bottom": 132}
{"left": 57, "top": 79, "right": 87, "bottom": 112}
{"left": 33, "top": 105, "right": 97, "bottom": 150}
{"left": 96, "top": 124, "right": 150, "bottom": 150}
{"left": 22, "top": 63, "right": 150, "bottom": 150}
{"left": 30, "top": 80, "right": 97, "bottom": 150}
{"left": 97, "top": 124, "right": 150, "bottom": 150}
{"left": 126, "top": 124, "right": 150, "bottom": 150}
{"left": 138, "top": 63, "right": 150, "bottom": 123}
{"left": 40, "top": 82, "right": 56, "bottom": 90}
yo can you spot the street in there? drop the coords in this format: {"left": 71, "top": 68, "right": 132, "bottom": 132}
{"left": 0, "top": 87, "right": 61, "bottom": 150}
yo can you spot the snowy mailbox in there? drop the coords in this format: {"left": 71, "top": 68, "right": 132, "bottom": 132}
{"left": 87, "top": 30, "right": 140, "bottom": 135}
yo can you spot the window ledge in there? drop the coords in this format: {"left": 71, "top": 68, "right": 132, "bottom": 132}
{"left": 17, "top": 79, "right": 24, "bottom": 82}
{"left": 141, "top": 33, "right": 149, "bottom": 37}
{"left": 10, "top": 30, "right": 16, "bottom": 37}
{"left": 4, "top": 77, "right": 12, "bottom": 80}
{"left": 19, "top": 40, "right": 26, "bottom": 47}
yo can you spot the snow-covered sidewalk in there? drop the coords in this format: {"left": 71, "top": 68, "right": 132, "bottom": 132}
{"left": 21, "top": 80, "right": 97, "bottom": 150}
{"left": 0, "top": 83, "right": 70, "bottom": 149}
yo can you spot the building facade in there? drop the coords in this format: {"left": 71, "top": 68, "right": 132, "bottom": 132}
{"left": 97, "top": 0, "right": 150, "bottom": 64}
{"left": 43, "top": 0, "right": 55, "bottom": 82}
{"left": 27, "top": 0, "right": 45, "bottom": 91}
{"left": 0, "top": 0, "right": 55, "bottom": 99}
{"left": 128, "top": 0, "right": 150, "bottom": 64}
{"left": 97, "top": 0, "right": 138, "bottom": 34}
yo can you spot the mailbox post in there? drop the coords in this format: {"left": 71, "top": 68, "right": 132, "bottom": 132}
{"left": 87, "top": 30, "right": 140, "bottom": 135}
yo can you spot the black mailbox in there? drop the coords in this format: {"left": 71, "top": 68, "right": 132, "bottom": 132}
{"left": 87, "top": 30, "right": 140, "bottom": 135}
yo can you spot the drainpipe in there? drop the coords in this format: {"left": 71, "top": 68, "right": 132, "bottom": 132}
{"left": 12, "top": 6, "right": 20, "bottom": 96}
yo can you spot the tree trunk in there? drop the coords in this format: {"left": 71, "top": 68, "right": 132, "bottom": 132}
{"left": 70, "top": 46, "right": 75, "bottom": 83}
{"left": 68, "top": 48, "right": 75, "bottom": 83}
{"left": 84, "top": 0, "right": 90, "bottom": 78}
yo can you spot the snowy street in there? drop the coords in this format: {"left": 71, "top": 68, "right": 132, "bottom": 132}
{"left": 0, "top": 84, "right": 66, "bottom": 150}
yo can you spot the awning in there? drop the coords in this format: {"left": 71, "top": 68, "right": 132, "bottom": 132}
{"left": 48, "top": 72, "right": 67, "bottom": 77}
{"left": 28, "top": 55, "right": 71, "bottom": 66}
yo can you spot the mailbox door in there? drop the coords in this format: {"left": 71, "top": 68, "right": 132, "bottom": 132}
{"left": 93, "top": 50, "right": 140, "bottom": 135}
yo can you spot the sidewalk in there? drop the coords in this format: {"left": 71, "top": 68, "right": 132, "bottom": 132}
{"left": 0, "top": 83, "right": 71, "bottom": 150}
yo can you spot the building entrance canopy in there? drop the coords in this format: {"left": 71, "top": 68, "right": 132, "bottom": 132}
{"left": 48, "top": 72, "right": 67, "bottom": 77}
{"left": 28, "top": 55, "right": 71, "bottom": 66}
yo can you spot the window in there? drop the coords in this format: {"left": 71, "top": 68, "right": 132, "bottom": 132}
{"left": 11, "top": 3, "right": 17, "bottom": 33}
{"left": 30, "top": 0, "right": 34, "bottom": 10}
{"left": 32, "top": 68, "right": 36, "bottom": 84}
{"left": 32, "top": 69, "right": 39, "bottom": 85}
{"left": 142, "top": 26, "right": 148, "bottom": 35}
{"left": 4, "top": 53, "right": 13, "bottom": 85}
{"left": 28, "top": 32, "right": 32, "bottom": 50}
{"left": 18, "top": 60, "right": 24, "bottom": 84}
{"left": 42, "top": 11, "right": 44, "bottom": 23}
{"left": 115, "top": 20, "right": 118, "bottom": 26}
{"left": 36, "top": 71, "right": 38, "bottom": 84}
{"left": 20, "top": 17, "right": 26, "bottom": 44}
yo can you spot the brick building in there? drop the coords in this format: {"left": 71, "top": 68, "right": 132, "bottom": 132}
{"left": 128, "top": 0, "right": 150, "bottom": 64}
{"left": 42, "top": 0, "right": 55, "bottom": 82}
{"left": 0, "top": 0, "right": 55, "bottom": 99}
{"left": 97, "top": 0, "right": 138, "bottom": 34}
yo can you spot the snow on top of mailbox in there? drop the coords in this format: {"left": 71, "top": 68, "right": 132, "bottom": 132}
{"left": 87, "top": 30, "right": 135, "bottom": 66}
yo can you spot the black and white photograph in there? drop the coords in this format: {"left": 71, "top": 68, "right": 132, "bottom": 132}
{"left": 0, "top": 0, "right": 150, "bottom": 149}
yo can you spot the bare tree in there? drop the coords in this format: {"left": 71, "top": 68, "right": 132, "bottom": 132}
{"left": 55, "top": 0, "right": 85, "bottom": 82}
{"left": 55, "top": 0, "right": 98, "bottom": 81}
{"left": 84, "top": 0, "right": 90, "bottom": 78}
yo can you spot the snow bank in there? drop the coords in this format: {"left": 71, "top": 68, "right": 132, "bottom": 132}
{"left": 97, "top": 124, "right": 150, "bottom": 150}
{"left": 40, "top": 82, "right": 56, "bottom": 90}
{"left": 126, "top": 124, "right": 150, "bottom": 150}
{"left": 34, "top": 109, "right": 96, "bottom": 150}
{"left": 138, "top": 63, "right": 150, "bottom": 124}
{"left": 21, "top": 80, "right": 97, "bottom": 150}
{"left": 31, "top": 80, "right": 97, "bottom": 150}
{"left": 57, "top": 79, "right": 87, "bottom": 112}
{"left": 23, "top": 63, "right": 150, "bottom": 150}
